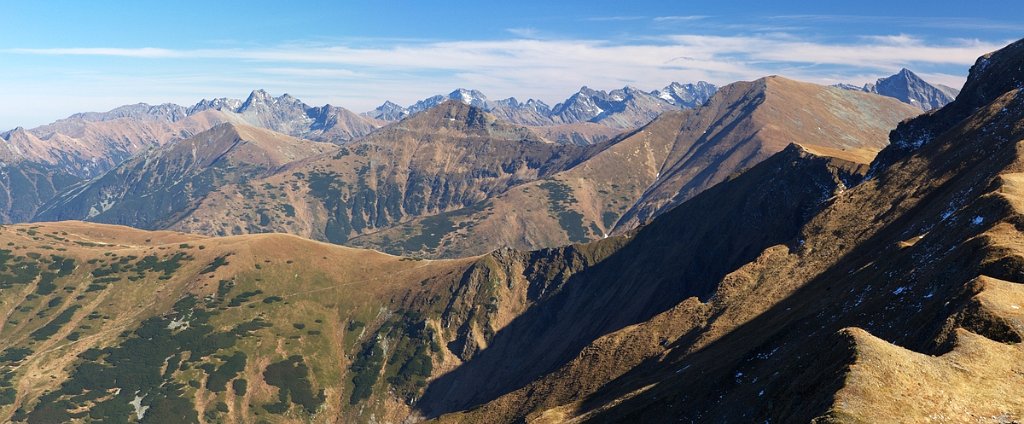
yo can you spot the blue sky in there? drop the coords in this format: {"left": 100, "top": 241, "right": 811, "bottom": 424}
{"left": 1, "top": 0, "right": 1022, "bottom": 129}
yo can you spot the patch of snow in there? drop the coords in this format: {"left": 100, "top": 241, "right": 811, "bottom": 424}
{"left": 892, "top": 286, "right": 907, "bottom": 295}
{"left": 130, "top": 392, "right": 149, "bottom": 420}
{"left": 971, "top": 216, "right": 984, "bottom": 225}
{"left": 167, "top": 316, "right": 189, "bottom": 330}
{"left": 976, "top": 56, "right": 991, "bottom": 73}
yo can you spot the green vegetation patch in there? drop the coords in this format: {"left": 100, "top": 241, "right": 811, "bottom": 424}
{"left": 262, "top": 355, "right": 325, "bottom": 414}
{"left": 540, "top": 180, "right": 589, "bottom": 243}
{"left": 602, "top": 211, "right": 619, "bottom": 230}
{"left": 0, "top": 347, "right": 32, "bottom": 363}
{"left": 30, "top": 305, "right": 80, "bottom": 341}
{"left": 228, "top": 290, "right": 264, "bottom": 307}
{"left": 21, "top": 295, "right": 263, "bottom": 423}
{"left": 348, "top": 339, "right": 385, "bottom": 405}
{"left": 199, "top": 255, "right": 230, "bottom": 274}
{"left": 232, "top": 378, "right": 248, "bottom": 396}
{"left": 349, "top": 311, "right": 436, "bottom": 404}
{"left": 0, "top": 252, "right": 42, "bottom": 288}
{"left": 204, "top": 351, "right": 247, "bottom": 392}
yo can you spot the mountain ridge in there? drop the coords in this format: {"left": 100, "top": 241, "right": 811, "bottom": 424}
{"left": 363, "top": 81, "right": 718, "bottom": 132}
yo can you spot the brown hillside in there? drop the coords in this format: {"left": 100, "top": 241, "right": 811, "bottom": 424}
{"left": 617, "top": 75, "right": 919, "bottom": 230}
{"left": 33, "top": 122, "right": 335, "bottom": 229}
{"left": 172, "top": 101, "right": 600, "bottom": 243}
{"left": 429, "top": 38, "right": 1024, "bottom": 423}
{"left": 350, "top": 77, "right": 915, "bottom": 258}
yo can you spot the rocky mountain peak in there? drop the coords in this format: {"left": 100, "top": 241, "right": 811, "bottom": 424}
{"left": 2, "top": 126, "right": 26, "bottom": 139}
{"left": 448, "top": 88, "right": 489, "bottom": 109}
{"left": 240, "top": 89, "right": 275, "bottom": 109}
{"left": 417, "top": 100, "right": 491, "bottom": 129}
{"left": 364, "top": 100, "right": 410, "bottom": 121}
{"left": 653, "top": 81, "right": 718, "bottom": 108}
{"left": 840, "top": 68, "right": 959, "bottom": 112}
{"left": 873, "top": 37, "right": 1024, "bottom": 173}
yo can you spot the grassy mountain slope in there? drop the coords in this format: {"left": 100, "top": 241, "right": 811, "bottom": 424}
{"left": 0, "top": 139, "right": 854, "bottom": 423}
{"left": 33, "top": 123, "right": 335, "bottom": 230}
{"left": 2, "top": 110, "right": 230, "bottom": 179}
{"left": 0, "top": 220, "right": 483, "bottom": 423}
{"left": 616, "top": 75, "right": 920, "bottom": 229}
{"left": 417, "top": 143, "right": 864, "bottom": 419}
{"left": 172, "top": 101, "right": 599, "bottom": 243}
{"left": 350, "top": 77, "right": 916, "bottom": 258}
{"left": 433, "top": 37, "right": 1024, "bottom": 423}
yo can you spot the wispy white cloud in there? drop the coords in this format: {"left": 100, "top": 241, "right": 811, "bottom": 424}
{"left": 7, "top": 34, "right": 998, "bottom": 72}
{"left": 506, "top": 28, "right": 541, "bottom": 38}
{"left": 768, "top": 15, "right": 1024, "bottom": 32}
{"left": 653, "top": 15, "right": 710, "bottom": 23}
{"left": 0, "top": 33, "right": 1008, "bottom": 127}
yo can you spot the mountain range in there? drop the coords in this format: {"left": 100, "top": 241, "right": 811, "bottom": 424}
{"left": 349, "top": 76, "right": 918, "bottom": 257}
{"left": 6, "top": 32, "right": 1024, "bottom": 423}
{"left": 0, "top": 36, "right": 1021, "bottom": 423}
{"left": 363, "top": 81, "right": 718, "bottom": 130}
{"left": 33, "top": 76, "right": 916, "bottom": 259}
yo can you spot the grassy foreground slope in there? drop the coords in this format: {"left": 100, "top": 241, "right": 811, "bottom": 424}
{"left": 0, "top": 220, "right": 486, "bottom": 423}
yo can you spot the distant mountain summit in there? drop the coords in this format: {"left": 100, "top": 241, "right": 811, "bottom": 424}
{"left": 188, "top": 89, "right": 382, "bottom": 142}
{"left": 651, "top": 81, "right": 718, "bottom": 108}
{"left": 0, "top": 90, "right": 381, "bottom": 183}
{"left": 365, "top": 81, "right": 718, "bottom": 130}
{"left": 364, "top": 89, "right": 554, "bottom": 126}
{"left": 838, "top": 68, "right": 960, "bottom": 111}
